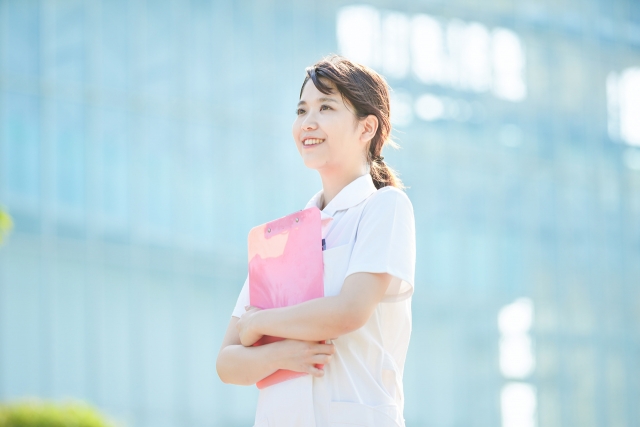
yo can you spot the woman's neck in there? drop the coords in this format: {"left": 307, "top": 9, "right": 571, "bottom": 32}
{"left": 319, "top": 166, "right": 368, "bottom": 210}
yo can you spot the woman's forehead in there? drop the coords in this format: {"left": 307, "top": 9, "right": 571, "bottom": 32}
{"left": 301, "top": 78, "right": 337, "bottom": 98}
{"left": 300, "top": 80, "right": 354, "bottom": 111}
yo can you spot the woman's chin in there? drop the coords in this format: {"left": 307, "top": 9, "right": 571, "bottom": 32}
{"left": 301, "top": 155, "right": 328, "bottom": 170}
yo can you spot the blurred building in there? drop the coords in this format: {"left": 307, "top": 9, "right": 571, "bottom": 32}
{"left": 1, "top": 1, "right": 639, "bottom": 426}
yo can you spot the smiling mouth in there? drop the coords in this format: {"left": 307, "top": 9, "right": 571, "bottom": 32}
{"left": 303, "top": 138, "right": 325, "bottom": 146}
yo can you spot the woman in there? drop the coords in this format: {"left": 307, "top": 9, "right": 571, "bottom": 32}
{"left": 216, "top": 55, "right": 416, "bottom": 427}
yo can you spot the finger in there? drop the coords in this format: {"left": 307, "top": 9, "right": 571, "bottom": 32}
{"left": 308, "top": 366, "right": 325, "bottom": 377}
{"left": 312, "top": 354, "right": 332, "bottom": 364}
{"left": 314, "top": 343, "right": 336, "bottom": 355}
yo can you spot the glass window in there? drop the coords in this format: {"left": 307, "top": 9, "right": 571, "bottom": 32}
{"left": 99, "top": 0, "right": 129, "bottom": 90}
{"left": 50, "top": 260, "right": 87, "bottom": 398}
{"left": 381, "top": 12, "right": 410, "bottom": 79}
{"left": 492, "top": 28, "right": 527, "bottom": 101}
{"left": 501, "top": 382, "right": 537, "bottom": 427}
{"left": 1, "top": 255, "right": 43, "bottom": 396}
{"left": 607, "top": 67, "right": 640, "bottom": 146}
{"left": 2, "top": 92, "right": 40, "bottom": 206}
{"left": 339, "top": 5, "right": 527, "bottom": 108}
{"left": 411, "top": 14, "right": 446, "bottom": 85}
{"left": 52, "top": 2, "right": 85, "bottom": 84}
{"left": 459, "top": 22, "right": 492, "bottom": 92}
{"left": 3, "top": 0, "right": 40, "bottom": 78}
{"left": 185, "top": 1, "right": 214, "bottom": 101}
{"left": 140, "top": 2, "right": 177, "bottom": 102}
{"left": 139, "top": 115, "right": 174, "bottom": 237}
{"left": 184, "top": 123, "right": 215, "bottom": 246}
{"left": 54, "top": 100, "right": 85, "bottom": 213}
{"left": 336, "top": 5, "right": 381, "bottom": 68}
{"left": 95, "top": 107, "right": 129, "bottom": 228}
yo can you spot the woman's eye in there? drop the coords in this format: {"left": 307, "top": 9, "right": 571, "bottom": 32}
{"left": 320, "top": 105, "right": 331, "bottom": 111}
{"left": 296, "top": 108, "right": 306, "bottom": 115}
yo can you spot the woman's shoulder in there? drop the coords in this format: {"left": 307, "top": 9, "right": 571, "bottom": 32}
{"left": 353, "top": 185, "right": 416, "bottom": 251}
{"left": 366, "top": 185, "right": 414, "bottom": 212}
{"left": 356, "top": 186, "right": 415, "bottom": 226}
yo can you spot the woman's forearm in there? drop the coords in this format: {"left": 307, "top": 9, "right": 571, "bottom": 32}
{"left": 216, "top": 342, "right": 281, "bottom": 386}
{"left": 253, "top": 295, "right": 357, "bottom": 342}
{"left": 244, "top": 272, "right": 392, "bottom": 343}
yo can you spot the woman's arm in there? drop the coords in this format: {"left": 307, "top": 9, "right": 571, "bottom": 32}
{"left": 216, "top": 316, "right": 335, "bottom": 385}
{"left": 237, "top": 272, "right": 392, "bottom": 346}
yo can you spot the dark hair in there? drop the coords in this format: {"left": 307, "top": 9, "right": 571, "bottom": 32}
{"left": 299, "top": 55, "right": 404, "bottom": 190}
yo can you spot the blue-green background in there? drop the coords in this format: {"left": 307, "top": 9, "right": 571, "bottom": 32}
{"left": 1, "top": 0, "right": 639, "bottom": 426}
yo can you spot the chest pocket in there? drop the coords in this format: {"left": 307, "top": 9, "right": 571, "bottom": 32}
{"left": 322, "top": 244, "right": 351, "bottom": 297}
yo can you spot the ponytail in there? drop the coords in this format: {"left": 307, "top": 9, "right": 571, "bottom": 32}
{"left": 368, "top": 153, "right": 404, "bottom": 190}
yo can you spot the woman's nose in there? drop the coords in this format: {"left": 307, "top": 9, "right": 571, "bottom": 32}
{"left": 301, "top": 114, "right": 317, "bottom": 130}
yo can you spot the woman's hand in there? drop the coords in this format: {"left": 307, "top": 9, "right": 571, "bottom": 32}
{"left": 275, "top": 339, "right": 335, "bottom": 377}
{"left": 237, "top": 306, "right": 264, "bottom": 346}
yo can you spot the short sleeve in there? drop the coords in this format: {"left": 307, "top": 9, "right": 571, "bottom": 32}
{"left": 231, "top": 274, "right": 250, "bottom": 318}
{"left": 345, "top": 188, "right": 416, "bottom": 302}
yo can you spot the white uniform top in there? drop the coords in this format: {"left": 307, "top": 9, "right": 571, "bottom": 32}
{"left": 232, "top": 173, "right": 416, "bottom": 427}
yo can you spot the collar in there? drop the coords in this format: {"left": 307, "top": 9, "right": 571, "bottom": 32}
{"left": 304, "top": 173, "right": 377, "bottom": 217}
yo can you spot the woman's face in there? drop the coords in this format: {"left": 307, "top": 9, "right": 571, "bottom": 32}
{"left": 292, "top": 79, "right": 368, "bottom": 173}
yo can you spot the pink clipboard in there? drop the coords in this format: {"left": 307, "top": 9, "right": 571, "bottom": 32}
{"left": 248, "top": 206, "right": 324, "bottom": 389}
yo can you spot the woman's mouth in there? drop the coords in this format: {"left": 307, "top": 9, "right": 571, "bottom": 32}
{"left": 303, "top": 138, "right": 325, "bottom": 146}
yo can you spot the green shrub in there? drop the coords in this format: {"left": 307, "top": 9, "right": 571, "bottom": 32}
{"left": 0, "top": 399, "right": 119, "bottom": 427}
{"left": 0, "top": 208, "right": 13, "bottom": 245}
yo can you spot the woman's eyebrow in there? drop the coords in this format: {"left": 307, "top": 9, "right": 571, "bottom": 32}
{"left": 297, "top": 97, "right": 339, "bottom": 106}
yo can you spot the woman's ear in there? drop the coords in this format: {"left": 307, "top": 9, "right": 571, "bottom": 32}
{"left": 359, "top": 114, "right": 379, "bottom": 145}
